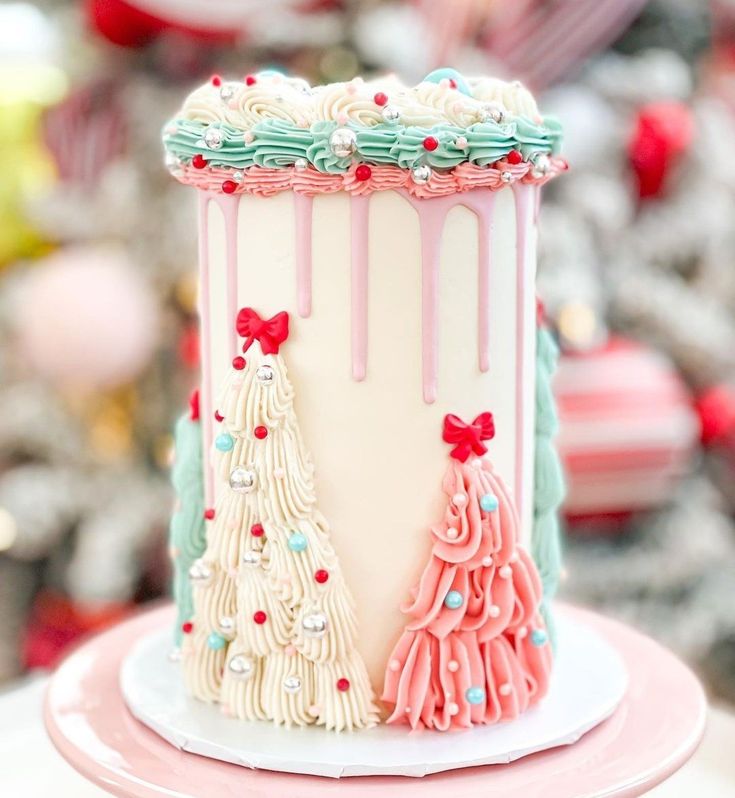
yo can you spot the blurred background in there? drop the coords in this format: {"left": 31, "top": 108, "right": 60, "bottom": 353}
{"left": 0, "top": 0, "right": 734, "bottom": 717}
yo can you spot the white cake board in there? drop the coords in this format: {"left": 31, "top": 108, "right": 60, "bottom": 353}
{"left": 120, "top": 610, "right": 627, "bottom": 779}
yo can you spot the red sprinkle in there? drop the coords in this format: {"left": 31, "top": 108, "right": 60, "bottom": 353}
{"left": 222, "top": 180, "right": 237, "bottom": 194}
{"left": 182, "top": 621, "right": 194, "bottom": 634}
{"left": 211, "top": 75, "right": 222, "bottom": 87}
{"left": 449, "top": 78, "right": 458, "bottom": 89}
{"left": 373, "top": 91, "right": 388, "bottom": 106}
{"left": 232, "top": 356, "right": 246, "bottom": 370}
{"left": 355, "top": 164, "right": 372, "bottom": 182}
{"left": 251, "top": 523, "right": 264, "bottom": 537}
{"left": 315, "top": 569, "right": 329, "bottom": 584}
{"left": 423, "top": 136, "right": 439, "bottom": 151}
{"left": 507, "top": 150, "right": 523, "bottom": 165}
{"left": 214, "top": 411, "right": 224, "bottom": 422}
{"left": 253, "top": 610, "right": 267, "bottom": 625}
{"left": 245, "top": 75, "right": 257, "bottom": 86}
{"left": 254, "top": 425, "right": 268, "bottom": 439}
{"left": 204, "top": 508, "right": 216, "bottom": 521}
{"left": 336, "top": 678, "right": 351, "bottom": 692}
{"left": 192, "top": 154, "right": 207, "bottom": 169}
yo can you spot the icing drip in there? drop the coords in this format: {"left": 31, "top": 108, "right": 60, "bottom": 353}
{"left": 294, "top": 193, "right": 313, "bottom": 318}
{"left": 169, "top": 407, "right": 206, "bottom": 646}
{"left": 532, "top": 325, "right": 565, "bottom": 647}
{"left": 182, "top": 334, "right": 378, "bottom": 731}
{"left": 350, "top": 195, "right": 370, "bottom": 381}
{"left": 381, "top": 448, "right": 552, "bottom": 731}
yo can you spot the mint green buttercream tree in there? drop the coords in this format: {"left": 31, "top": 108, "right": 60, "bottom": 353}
{"left": 169, "top": 391, "right": 207, "bottom": 647}
{"left": 533, "top": 323, "right": 565, "bottom": 648}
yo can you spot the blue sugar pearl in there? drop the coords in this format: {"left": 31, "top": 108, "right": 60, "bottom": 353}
{"left": 465, "top": 686, "right": 486, "bottom": 705}
{"left": 531, "top": 629, "right": 548, "bottom": 647}
{"left": 444, "top": 590, "right": 464, "bottom": 610}
{"left": 480, "top": 493, "right": 499, "bottom": 512}
{"left": 207, "top": 632, "right": 226, "bottom": 651}
{"left": 288, "top": 532, "right": 308, "bottom": 552}
{"left": 215, "top": 433, "right": 234, "bottom": 452}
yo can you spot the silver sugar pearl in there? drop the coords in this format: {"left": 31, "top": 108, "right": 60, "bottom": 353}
{"left": 531, "top": 152, "right": 551, "bottom": 179}
{"left": 381, "top": 105, "right": 400, "bottom": 123}
{"left": 188, "top": 558, "right": 212, "bottom": 583}
{"left": 283, "top": 675, "right": 302, "bottom": 694}
{"left": 294, "top": 157, "right": 308, "bottom": 171}
{"left": 219, "top": 83, "right": 237, "bottom": 102}
{"left": 203, "top": 126, "right": 225, "bottom": 150}
{"left": 230, "top": 466, "right": 256, "bottom": 493}
{"left": 411, "top": 164, "right": 432, "bottom": 184}
{"left": 228, "top": 654, "right": 254, "bottom": 680}
{"left": 479, "top": 102, "right": 506, "bottom": 124}
{"left": 329, "top": 127, "right": 357, "bottom": 158}
{"left": 302, "top": 612, "right": 328, "bottom": 638}
{"left": 242, "top": 549, "right": 262, "bottom": 566}
{"left": 256, "top": 365, "right": 275, "bottom": 385}
{"left": 500, "top": 171, "right": 513, "bottom": 183}
{"left": 232, "top": 170, "right": 244, "bottom": 183}
{"left": 219, "top": 616, "right": 235, "bottom": 636}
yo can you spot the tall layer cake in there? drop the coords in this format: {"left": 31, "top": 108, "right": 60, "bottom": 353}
{"left": 164, "top": 69, "right": 565, "bottom": 733}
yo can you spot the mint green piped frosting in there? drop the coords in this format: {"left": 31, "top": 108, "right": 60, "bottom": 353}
{"left": 163, "top": 115, "right": 562, "bottom": 175}
{"left": 169, "top": 410, "right": 206, "bottom": 646}
{"left": 532, "top": 326, "right": 565, "bottom": 649}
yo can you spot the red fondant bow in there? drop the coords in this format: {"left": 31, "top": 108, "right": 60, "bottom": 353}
{"left": 236, "top": 308, "right": 290, "bottom": 355}
{"left": 442, "top": 412, "right": 495, "bottom": 462}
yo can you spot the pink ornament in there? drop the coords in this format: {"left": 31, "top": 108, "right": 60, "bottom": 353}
{"left": 17, "top": 247, "right": 158, "bottom": 390}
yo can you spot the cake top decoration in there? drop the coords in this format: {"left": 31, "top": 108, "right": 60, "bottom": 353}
{"left": 162, "top": 69, "right": 564, "bottom": 196}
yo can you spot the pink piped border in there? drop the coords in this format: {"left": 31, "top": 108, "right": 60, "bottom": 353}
{"left": 173, "top": 159, "right": 567, "bottom": 199}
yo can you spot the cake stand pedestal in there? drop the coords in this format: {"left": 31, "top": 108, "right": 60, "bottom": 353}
{"left": 45, "top": 603, "right": 706, "bottom": 798}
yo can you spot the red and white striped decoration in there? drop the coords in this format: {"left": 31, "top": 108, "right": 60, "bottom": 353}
{"left": 555, "top": 338, "right": 699, "bottom": 520}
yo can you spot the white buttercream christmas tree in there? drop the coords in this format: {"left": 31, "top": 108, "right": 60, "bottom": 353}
{"left": 181, "top": 308, "right": 376, "bottom": 730}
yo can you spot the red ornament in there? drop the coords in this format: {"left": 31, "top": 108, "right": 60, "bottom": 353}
{"left": 236, "top": 308, "right": 290, "bottom": 355}
{"left": 336, "top": 677, "right": 350, "bottom": 692}
{"left": 253, "top": 610, "right": 267, "bottom": 625}
{"left": 254, "top": 425, "right": 268, "bottom": 439}
{"left": 355, "top": 164, "right": 372, "bottom": 182}
{"left": 442, "top": 413, "right": 495, "bottom": 462}
{"left": 251, "top": 523, "right": 264, "bottom": 537}
{"left": 211, "top": 75, "right": 222, "bottom": 87}
{"left": 204, "top": 508, "right": 215, "bottom": 521}
{"left": 245, "top": 75, "right": 257, "bottom": 86}
{"left": 423, "top": 136, "right": 439, "bottom": 151}
{"left": 222, "top": 180, "right": 237, "bottom": 194}
{"left": 507, "top": 150, "right": 523, "bottom": 165}
{"left": 181, "top": 621, "right": 194, "bottom": 635}
{"left": 373, "top": 91, "right": 388, "bottom": 106}
{"left": 214, "top": 410, "right": 224, "bottom": 422}
{"left": 628, "top": 102, "right": 694, "bottom": 200}
{"left": 189, "top": 389, "right": 200, "bottom": 421}
{"left": 314, "top": 569, "right": 329, "bottom": 584}
{"left": 192, "top": 154, "right": 207, "bottom": 169}
{"left": 695, "top": 385, "right": 735, "bottom": 446}
{"left": 232, "top": 356, "right": 246, "bottom": 370}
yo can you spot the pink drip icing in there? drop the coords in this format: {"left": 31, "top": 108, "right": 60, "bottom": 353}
{"left": 512, "top": 184, "right": 535, "bottom": 511}
{"left": 212, "top": 194, "right": 240, "bottom": 357}
{"left": 294, "top": 193, "right": 313, "bottom": 318}
{"left": 197, "top": 193, "right": 215, "bottom": 507}
{"left": 350, "top": 195, "right": 370, "bottom": 381}
{"left": 381, "top": 456, "right": 553, "bottom": 731}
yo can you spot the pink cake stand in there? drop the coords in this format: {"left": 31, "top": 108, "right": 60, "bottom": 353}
{"left": 45, "top": 603, "right": 706, "bottom": 798}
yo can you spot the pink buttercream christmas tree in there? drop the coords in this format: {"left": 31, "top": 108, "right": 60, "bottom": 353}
{"left": 382, "top": 412, "right": 553, "bottom": 731}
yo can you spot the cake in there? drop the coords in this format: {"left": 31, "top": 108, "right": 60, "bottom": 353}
{"left": 163, "top": 68, "right": 565, "bottom": 734}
